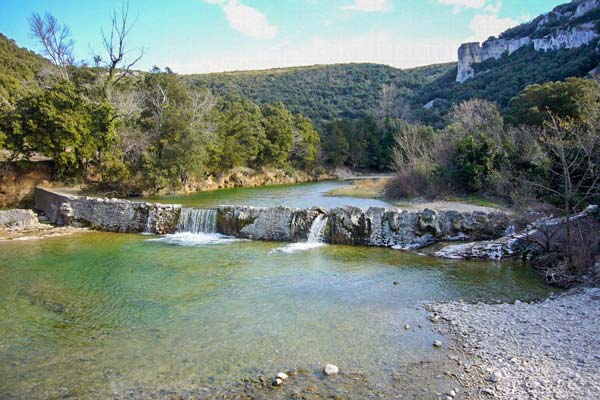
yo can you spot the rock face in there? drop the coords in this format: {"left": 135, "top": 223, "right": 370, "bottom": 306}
{"left": 34, "top": 188, "right": 180, "bottom": 234}
{"left": 0, "top": 209, "right": 40, "bottom": 230}
{"left": 456, "top": 1, "right": 600, "bottom": 82}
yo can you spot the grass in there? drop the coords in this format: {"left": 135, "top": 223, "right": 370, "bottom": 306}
{"left": 447, "top": 195, "right": 504, "bottom": 208}
{"left": 325, "top": 178, "right": 389, "bottom": 199}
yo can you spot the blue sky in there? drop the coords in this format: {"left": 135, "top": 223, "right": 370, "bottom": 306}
{"left": 1, "top": 0, "right": 566, "bottom": 73}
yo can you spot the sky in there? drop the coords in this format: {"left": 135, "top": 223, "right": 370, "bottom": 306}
{"left": 0, "top": 0, "right": 567, "bottom": 74}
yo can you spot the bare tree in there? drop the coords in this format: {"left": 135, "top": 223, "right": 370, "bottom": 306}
{"left": 100, "top": 1, "right": 145, "bottom": 98}
{"left": 529, "top": 115, "right": 600, "bottom": 268}
{"left": 392, "top": 121, "right": 436, "bottom": 174}
{"left": 29, "top": 12, "right": 74, "bottom": 80}
{"left": 188, "top": 88, "right": 216, "bottom": 125}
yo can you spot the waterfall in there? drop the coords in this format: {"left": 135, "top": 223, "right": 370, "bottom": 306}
{"left": 143, "top": 208, "right": 156, "bottom": 234}
{"left": 176, "top": 208, "right": 217, "bottom": 234}
{"left": 149, "top": 207, "right": 238, "bottom": 247}
{"left": 270, "top": 214, "right": 328, "bottom": 254}
{"left": 307, "top": 215, "right": 328, "bottom": 243}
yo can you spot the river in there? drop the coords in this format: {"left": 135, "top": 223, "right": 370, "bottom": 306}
{"left": 0, "top": 182, "right": 553, "bottom": 399}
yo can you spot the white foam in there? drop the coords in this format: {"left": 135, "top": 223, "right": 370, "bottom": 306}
{"left": 270, "top": 242, "right": 326, "bottom": 254}
{"left": 148, "top": 232, "right": 240, "bottom": 247}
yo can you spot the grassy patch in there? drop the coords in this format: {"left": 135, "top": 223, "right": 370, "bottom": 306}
{"left": 325, "top": 178, "right": 389, "bottom": 199}
{"left": 448, "top": 195, "right": 503, "bottom": 208}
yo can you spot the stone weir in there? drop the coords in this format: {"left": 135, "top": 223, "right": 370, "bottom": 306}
{"left": 34, "top": 187, "right": 509, "bottom": 249}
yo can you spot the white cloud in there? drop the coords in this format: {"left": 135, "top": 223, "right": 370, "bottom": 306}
{"left": 438, "top": 0, "right": 486, "bottom": 14}
{"left": 167, "top": 31, "right": 461, "bottom": 74}
{"left": 203, "top": 0, "right": 277, "bottom": 40}
{"left": 467, "top": 2, "right": 519, "bottom": 41}
{"left": 340, "top": 0, "right": 392, "bottom": 12}
{"left": 468, "top": 12, "right": 517, "bottom": 41}
{"left": 438, "top": 0, "right": 486, "bottom": 8}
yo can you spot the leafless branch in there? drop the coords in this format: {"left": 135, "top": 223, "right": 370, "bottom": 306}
{"left": 29, "top": 12, "right": 74, "bottom": 80}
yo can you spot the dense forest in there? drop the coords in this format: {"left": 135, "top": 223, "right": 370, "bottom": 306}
{"left": 186, "top": 63, "right": 454, "bottom": 125}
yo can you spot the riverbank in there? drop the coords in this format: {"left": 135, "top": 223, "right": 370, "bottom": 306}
{"left": 326, "top": 177, "right": 506, "bottom": 214}
{"left": 429, "top": 288, "right": 600, "bottom": 399}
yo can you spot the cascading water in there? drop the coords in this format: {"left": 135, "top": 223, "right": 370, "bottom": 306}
{"left": 177, "top": 208, "right": 217, "bottom": 234}
{"left": 306, "top": 214, "right": 328, "bottom": 243}
{"left": 142, "top": 208, "right": 156, "bottom": 235}
{"left": 271, "top": 214, "right": 329, "bottom": 254}
{"left": 149, "top": 208, "right": 238, "bottom": 247}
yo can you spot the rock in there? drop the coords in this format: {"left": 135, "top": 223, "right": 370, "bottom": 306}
{"left": 393, "top": 281, "right": 400, "bottom": 285}
{"left": 287, "top": 368, "right": 298, "bottom": 377}
{"left": 272, "top": 377, "right": 283, "bottom": 386}
{"left": 430, "top": 314, "right": 440, "bottom": 323}
{"left": 405, "top": 324, "right": 411, "bottom": 330}
{"left": 449, "top": 389, "right": 457, "bottom": 397}
{"left": 0, "top": 209, "right": 40, "bottom": 230}
{"left": 323, "top": 364, "right": 339, "bottom": 376}
{"left": 489, "top": 370, "right": 502, "bottom": 383}
{"left": 433, "top": 340, "right": 443, "bottom": 348}
{"left": 276, "top": 372, "right": 288, "bottom": 381}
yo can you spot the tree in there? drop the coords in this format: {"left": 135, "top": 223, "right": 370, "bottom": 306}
{"left": 260, "top": 102, "right": 294, "bottom": 168}
{"left": 140, "top": 72, "right": 210, "bottom": 191}
{"left": 99, "top": 1, "right": 144, "bottom": 98}
{"left": 29, "top": 12, "right": 74, "bottom": 80}
{"left": 290, "top": 114, "right": 320, "bottom": 170}
{"left": 509, "top": 78, "right": 600, "bottom": 127}
{"left": 2, "top": 81, "right": 116, "bottom": 177}
{"left": 345, "top": 121, "right": 368, "bottom": 171}
{"left": 322, "top": 121, "right": 349, "bottom": 167}
{"left": 210, "top": 96, "right": 266, "bottom": 170}
{"left": 445, "top": 99, "right": 505, "bottom": 193}
{"left": 529, "top": 115, "right": 600, "bottom": 269}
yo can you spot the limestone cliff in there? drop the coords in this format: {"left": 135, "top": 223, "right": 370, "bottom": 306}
{"left": 457, "top": 0, "right": 600, "bottom": 83}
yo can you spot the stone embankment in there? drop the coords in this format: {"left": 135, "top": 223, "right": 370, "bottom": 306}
{"left": 430, "top": 288, "right": 600, "bottom": 399}
{"left": 33, "top": 187, "right": 510, "bottom": 249}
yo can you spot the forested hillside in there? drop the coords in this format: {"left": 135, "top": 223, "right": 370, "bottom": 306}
{"left": 185, "top": 63, "right": 454, "bottom": 125}
{"left": 0, "top": 33, "right": 49, "bottom": 104}
{"left": 416, "top": 41, "right": 600, "bottom": 125}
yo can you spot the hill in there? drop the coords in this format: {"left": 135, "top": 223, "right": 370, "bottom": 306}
{"left": 184, "top": 63, "right": 455, "bottom": 125}
{"left": 0, "top": 33, "right": 49, "bottom": 104}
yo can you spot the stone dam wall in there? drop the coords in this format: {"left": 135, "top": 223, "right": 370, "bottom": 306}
{"left": 34, "top": 187, "right": 509, "bottom": 249}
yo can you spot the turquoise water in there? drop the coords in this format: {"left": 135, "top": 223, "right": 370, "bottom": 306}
{"left": 0, "top": 232, "right": 553, "bottom": 399}
{"left": 139, "top": 180, "right": 394, "bottom": 209}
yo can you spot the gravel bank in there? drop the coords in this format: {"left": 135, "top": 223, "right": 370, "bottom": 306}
{"left": 430, "top": 289, "right": 600, "bottom": 399}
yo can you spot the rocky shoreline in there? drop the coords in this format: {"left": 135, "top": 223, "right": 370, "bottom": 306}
{"left": 429, "top": 288, "right": 600, "bottom": 399}
{"left": 0, "top": 209, "right": 87, "bottom": 241}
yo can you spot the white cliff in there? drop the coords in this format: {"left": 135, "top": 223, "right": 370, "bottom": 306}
{"left": 456, "top": 0, "right": 600, "bottom": 83}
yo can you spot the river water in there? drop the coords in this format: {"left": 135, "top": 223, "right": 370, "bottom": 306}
{"left": 0, "top": 183, "right": 554, "bottom": 399}
{"left": 139, "top": 180, "right": 394, "bottom": 209}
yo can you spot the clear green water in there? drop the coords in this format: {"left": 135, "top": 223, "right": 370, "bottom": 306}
{"left": 139, "top": 180, "right": 394, "bottom": 209}
{"left": 0, "top": 232, "right": 553, "bottom": 399}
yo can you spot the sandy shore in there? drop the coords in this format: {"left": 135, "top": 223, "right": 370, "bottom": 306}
{"left": 430, "top": 289, "right": 600, "bottom": 399}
